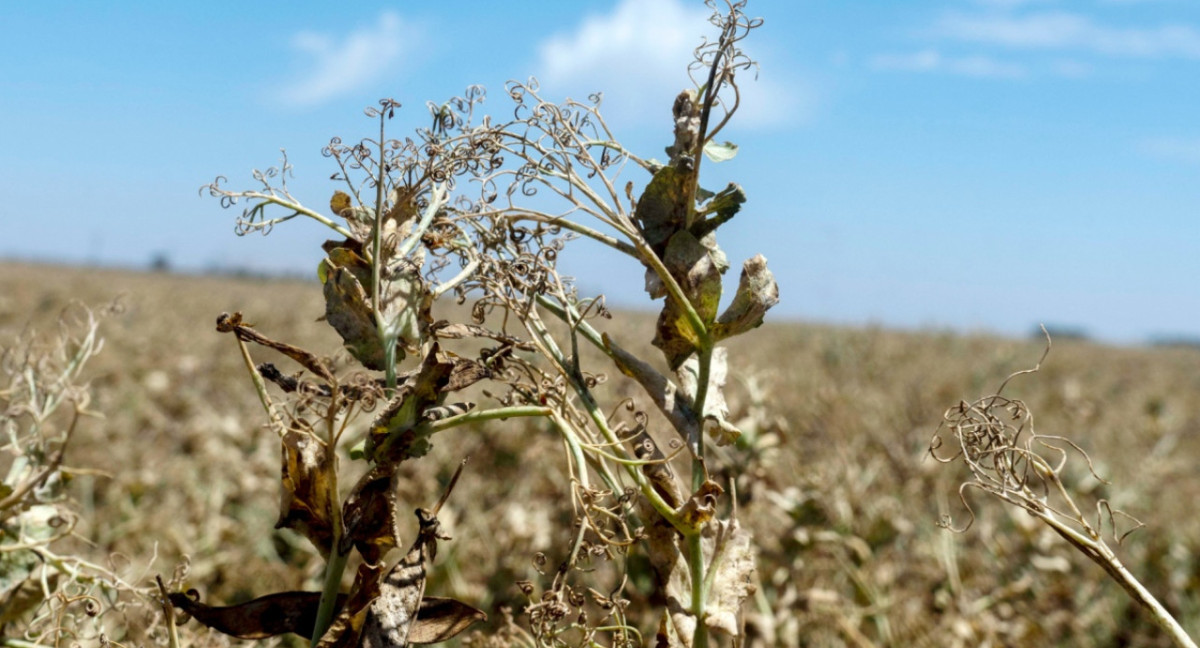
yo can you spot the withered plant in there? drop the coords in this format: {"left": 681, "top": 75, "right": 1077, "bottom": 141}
{"left": 1, "top": 303, "right": 182, "bottom": 646}
{"left": 931, "top": 333, "right": 1198, "bottom": 648}
{"left": 185, "top": 2, "right": 778, "bottom": 646}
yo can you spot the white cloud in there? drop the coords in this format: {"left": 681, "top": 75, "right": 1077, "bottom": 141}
{"left": 535, "top": 0, "right": 804, "bottom": 129}
{"left": 1138, "top": 137, "right": 1200, "bottom": 164}
{"left": 936, "top": 11, "right": 1200, "bottom": 59}
{"left": 871, "top": 49, "right": 1027, "bottom": 78}
{"left": 278, "top": 12, "right": 417, "bottom": 106}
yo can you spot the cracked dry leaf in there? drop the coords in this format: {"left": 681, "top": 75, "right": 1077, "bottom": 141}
{"left": 367, "top": 344, "right": 455, "bottom": 461}
{"left": 276, "top": 428, "right": 335, "bottom": 558}
{"left": 704, "top": 520, "right": 756, "bottom": 637}
{"left": 316, "top": 563, "right": 382, "bottom": 648}
{"left": 713, "top": 255, "right": 779, "bottom": 341}
{"left": 653, "top": 230, "right": 727, "bottom": 370}
{"left": 321, "top": 264, "right": 387, "bottom": 370}
{"left": 668, "top": 231, "right": 726, "bottom": 319}
{"left": 379, "top": 264, "right": 431, "bottom": 358}
{"left": 678, "top": 348, "right": 742, "bottom": 446}
{"left": 341, "top": 464, "right": 399, "bottom": 563}
{"left": 361, "top": 508, "right": 487, "bottom": 648}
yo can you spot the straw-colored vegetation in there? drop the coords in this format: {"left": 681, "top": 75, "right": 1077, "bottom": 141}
{"left": 3, "top": 260, "right": 1200, "bottom": 646}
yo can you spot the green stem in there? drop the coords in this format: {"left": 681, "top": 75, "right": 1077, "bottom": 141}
{"left": 505, "top": 212, "right": 639, "bottom": 257}
{"left": 424, "top": 405, "right": 553, "bottom": 432}
{"left": 310, "top": 547, "right": 349, "bottom": 646}
{"left": 687, "top": 530, "right": 709, "bottom": 648}
{"left": 256, "top": 195, "right": 354, "bottom": 239}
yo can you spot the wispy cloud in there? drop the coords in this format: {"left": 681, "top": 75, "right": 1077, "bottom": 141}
{"left": 870, "top": 49, "right": 1027, "bottom": 78}
{"left": 1138, "top": 137, "right": 1200, "bottom": 164}
{"left": 936, "top": 11, "right": 1200, "bottom": 59}
{"left": 278, "top": 12, "right": 417, "bottom": 107}
{"left": 535, "top": 0, "right": 805, "bottom": 129}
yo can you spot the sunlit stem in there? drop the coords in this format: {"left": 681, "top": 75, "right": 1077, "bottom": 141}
{"left": 423, "top": 405, "right": 553, "bottom": 432}
{"left": 311, "top": 547, "right": 349, "bottom": 647}
{"left": 312, "top": 410, "right": 347, "bottom": 646}
{"left": 371, "top": 113, "right": 391, "bottom": 393}
{"left": 503, "top": 211, "right": 639, "bottom": 258}
{"left": 690, "top": 345, "right": 713, "bottom": 491}
{"left": 251, "top": 195, "right": 353, "bottom": 240}
{"left": 687, "top": 530, "right": 709, "bottom": 648}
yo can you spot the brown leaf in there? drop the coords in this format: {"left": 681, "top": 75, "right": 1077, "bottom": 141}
{"left": 341, "top": 463, "right": 400, "bottom": 564}
{"left": 215, "top": 312, "right": 333, "bottom": 382}
{"left": 316, "top": 563, "right": 383, "bottom": 648}
{"left": 444, "top": 355, "right": 490, "bottom": 392}
{"left": 628, "top": 424, "right": 685, "bottom": 510}
{"left": 276, "top": 428, "right": 335, "bottom": 558}
{"left": 167, "top": 590, "right": 343, "bottom": 640}
{"left": 171, "top": 582, "right": 481, "bottom": 645}
{"left": 408, "top": 597, "right": 488, "bottom": 644}
{"left": 679, "top": 480, "right": 724, "bottom": 529}
{"left": 321, "top": 265, "right": 387, "bottom": 371}
{"left": 361, "top": 511, "right": 433, "bottom": 647}
{"left": 368, "top": 344, "right": 455, "bottom": 461}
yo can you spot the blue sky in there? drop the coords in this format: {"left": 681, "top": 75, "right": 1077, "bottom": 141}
{"left": 2, "top": 1, "right": 1198, "bottom": 344}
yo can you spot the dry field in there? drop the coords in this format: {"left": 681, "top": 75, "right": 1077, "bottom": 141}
{"left": 3, "top": 259, "right": 1200, "bottom": 647}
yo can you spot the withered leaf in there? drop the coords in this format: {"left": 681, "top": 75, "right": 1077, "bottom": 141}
{"left": 633, "top": 164, "right": 691, "bottom": 257}
{"left": 678, "top": 348, "right": 742, "bottom": 446}
{"left": 407, "top": 597, "right": 487, "bottom": 644}
{"left": 679, "top": 480, "right": 724, "bottom": 529}
{"left": 378, "top": 263, "right": 430, "bottom": 358}
{"left": 444, "top": 355, "right": 490, "bottom": 392}
{"left": 627, "top": 424, "right": 684, "bottom": 509}
{"left": 341, "top": 463, "right": 399, "bottom": 564}
{"left": 653, "top": 231, "right": 727, "bottom": 370}
{"left": 321, "top": 265, "right": 387, "bottom": 370}
{"left": 713, "top": 255, "right": 779, "bottom": 342}
{"left": 276, "top": 427, "right": 335, "bottom": 558}
{"left": 704, "top": 520, "right": 756, "bottom": 637}
{"left": 316, "top": 563, "right": 383, "bottom": 648}
{"left": 362, "top": 509, "right": 434, "bottom": 648}
{"left": 216, "top": 312, "right": 333, "bottom": 382}
{"left": 167, "top": 590, "right": 341, "bottom": 640}
{"left": 362, "top": 507, "right": 485, "bottom": 648}
{"left": 170, "top": 585, "right": 482, "bottom": 645}
{"left": 637, "top": 500, "right": 756, "bottom": 645}
{"left": 368, "top": 344, "right": 455, "bottom": 461}
{"left": 693, "top": 183, "right": 746, "bottom": 239}
{"left": 330, "top": 191, "right": 375, "bottom": 241}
